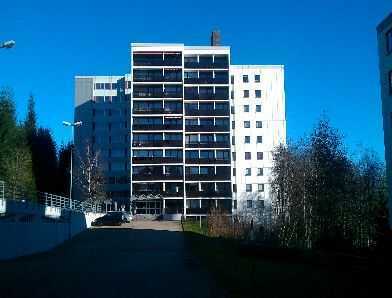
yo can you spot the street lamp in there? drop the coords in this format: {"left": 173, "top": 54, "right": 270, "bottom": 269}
{"left": 62, "top": 121, "right": 82, "bottom": 201}
{"left": 0, "top": 40, "right": 15, "bottom": 49}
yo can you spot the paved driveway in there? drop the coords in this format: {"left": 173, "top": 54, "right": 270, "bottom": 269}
{"left": 0, "top": 221, "right": 221, "bottom": 298}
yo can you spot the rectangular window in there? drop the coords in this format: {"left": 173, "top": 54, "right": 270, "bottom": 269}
{"left": 257, "top": 152, "right": 263, "bottom": 160}
{"left": 245, "top": 152, "right": 251, "bottom": 160}
{"left": 247, "top": 200, "right": 253, "bottom": 208}
{"left": 231, "top": 90, "right": 234, "bottom": 99}
{"left": 257, "top": 136, "right": 262, "bottom": 143}
{"left": 232, "top": 136, "right": 235, "bottom": 145}
{"left": 231, "top": 75, "right": 234, "bottom": 84}
{"left": 244, "top": 136, "right": 250, "bottom": 143}
{"left": 387, "top": 29, "right": 392, "bottom": 54}
{"left": 233, "top": 168, "right": 236, "bottom": 176}
{"left": 257, "top": 168, "right": 263, "bottom": 176}
{"left": 232, "top": 152, "right": 236, "bottom": 161}
{"left": 258, "top": 184, "right": 264, "bottom": 192}
{"left": 256, "top": 121, "right": 262, "bottom": 128}
{"left": 255, "top": 90, "right": 261, "bottom": 98}
{"left": 244, "top": 121, "right": 250, "bottom": 128}
{"left": 245, "top": 168, "right": 251, "bottom": 176}
{"left": 233, "top": 200, "right": 237, "bottom": 209}
{"left": 246, "top": 184, "right": 252, "bottom": 192}
{"left": 233, "top": 184, "right": 237, "bottom": 193}
{"left": 244, "top": 105, "right": 249, "bottom": 112}
{"left": 256, "top": 105, "right": 261, "bottom": 112}
{"left": 231, "top": 106, "right": 235, "bottom": 114}
{"left": 255, "top": 75, "right": 261, "bottom": 83}
{"left": 243, "top": 90, "right": 249, "bottom": 98}
{"left": 243, "top": 75, "right": 249, "bottom": 83}
{"left": 232, "top": 121, "right": 235, "bottom": 129}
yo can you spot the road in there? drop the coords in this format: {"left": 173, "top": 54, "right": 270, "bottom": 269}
{"left": 0, "top": 221, "right": 222, "bottom": 298}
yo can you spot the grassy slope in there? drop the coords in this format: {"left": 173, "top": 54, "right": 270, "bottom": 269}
{"left": 182, "top": 221, "right": 388, "bottom": 298}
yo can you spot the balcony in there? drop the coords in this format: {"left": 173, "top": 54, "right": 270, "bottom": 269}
{"left": 185, "top": 190, "right": 232, "bottom": 198}
{"left": 185, "top": 109, "right": 229, "bottom": 116}
{"left": 132, "top": 124, "right": 182, "bottom": 131}
{"left": 133, "top": 91, "right": 164, "bottom": 98}
{"left": 185, "top": 141, "right": 230, "bottom": 148}
{"left": 132, "top": 173, "right": 183, "bottom": 181}
{"left": 133, "top": 108, "right": 182, "bottom": 115}
{"left": 163, "top": 91, "right": 182, "bottom": 98}
{"left": 184, "top": 77, "right": 229, "bottom": 85}
{"left": 185, "top": 125, "right": 230, "bottom": 132}
{"left": 186, "top": 208, "right": 208, "bottom": 214}
{"left": 132, "top": 140, "right": 182, "bottom": 147}
{"left": 185, "top": 158, "right": 230, "bottom": 164}
{"left": 132, "top": 157, "right": 183, "bottom": 164}
{"left": 184, "top": 62, "right": 229, "bottom": 69}
{"left": 185, "top": 173, "right": 231, "bottom": 181}
{"left": 184, "top": 93, "right": 229, "bottom": 101}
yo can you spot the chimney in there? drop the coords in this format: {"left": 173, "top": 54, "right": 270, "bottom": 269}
{"left": 211, "top": 30, "right": 221, "bottom": 46}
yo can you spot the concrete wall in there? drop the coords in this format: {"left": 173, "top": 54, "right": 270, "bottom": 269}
{"left": 0, "top": 199, "right": 103, "bottom": 260}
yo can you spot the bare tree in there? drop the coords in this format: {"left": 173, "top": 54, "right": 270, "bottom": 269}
{"left": 76, "top": 144, "right": 106, "bottom": 205}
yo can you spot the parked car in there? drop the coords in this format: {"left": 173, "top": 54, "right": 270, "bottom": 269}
{"left": 92, "top": 211, "right": 131, "bottom": 226}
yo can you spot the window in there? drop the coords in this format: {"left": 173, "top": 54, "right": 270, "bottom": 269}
{"left": 231, "top": 106, "right": 235, "bottom": 114}
{"left": 233, "top": 200, "right": 237, "bottom": 209}
{"left": 231, "top": 90, "right": 234, "bottom": 99}
{"left": 247, "top": 200, "right": 253, "bottom": 208}
{"left": 244, "top": 105, "right": 249, "bottom": 112}
{"left": 257, "top": 136, "right": 262, "bottom": 143}
{"left": 231, "top": 75, "right": 234, "bottom": 84}
{"left": 244, "top": 121, "right": 250, "bottom": 128}
{"left": 255, "top": 90, "right": 261, "bottom": 98}
{"left": 257, "top": 152, "right": 263, "bottom": 160}
{"left": 258, "top": 184, "right": 265, "bottom": 192}
{"left": 232, "top": 152, "right": 236, "bottom": 161}
{"left": 244, "top": 136, "right": 250, "bottom": 143}
{"left": 243, "top": 75, "right": 249, "bottom": 83}
{"left": 243, "top": 90, "right": 249, "bottom": 98}
{"left": 257, "top": 168, "right": 263, "bottom": 176}
{"left": 233, "top": 168, "right": 236, "bottom": 176}
{"left": 256, "top": 121, "right": 262, "bottom": 128}
{"left": 232, "top": 121, "right": 235, "bottom": 129}
{"left": 387, "top": 29, "right": 392, "bottom": 54}
{"left": 256, "top": 105, "right": 261, "bottom": 112}
{"left": 245, "top": 168, "right": 251, "bottom": 176}
{"left": 255, "top": 75, "right": 260, "bottom": 83}
{"left": 232, "top": 136, "right": 235, "bottom": 145}
{"left": 233, "top": 184, "right": 237, "bottom": 193}
{"left": 245, "top": 152, "right": 251, "bottom": 160}
{"left": 246, "top": 184, "right": 252, "bottom": 192}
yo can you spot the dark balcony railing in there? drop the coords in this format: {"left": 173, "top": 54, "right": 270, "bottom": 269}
{"left": 163, "top": 92, "right": 182, "bottom": 98}
{"left": 185, "top": 125, "right": 230, "bottom": 132}
{"left": 132, "top": 140, "right": 182, "bottom": 147}
{"left": 185, "top": 109, "right": 229, "bottom": 116}
{"left": 184, "top": 77, "right": 229, "bottom": 84}
{"left": 133, "top": 91, "right": 164, "bottom": 98}
{"left": 133, "top": 108, "right": 183, "bottom": 115}
{"left": 186, "top": 208, "right": 208, "bottom": 214}
{"left": 132, "top": 124, "right": 182, "bottom": 131}
{"left": 184, "top": 93, "right": 229, "bottom": 101}
{"left": 185, "top": 190, "right": 232, "bottom": 198}
{"left": 133, "top": 75, "right": 182, "bottom": 83}
{"left": 132, "top": 157, "right": 183, "bottom": 164}
{"left": 185, "top": 142, "right": 230, "bottom": 148}
{"left": 185, "top": 158, "right": 230, "bottom": 164}
{"left": 132, "top": 173, "right": 182, "bottom": 181}
{"left": 184, "top": 62, "right": 229, "bottom": 69}
{"left": 185, "top": 174, "right": 231, "bottom": 181}
{"left": 162, "top": 191, "right": 184, "bottom": 198}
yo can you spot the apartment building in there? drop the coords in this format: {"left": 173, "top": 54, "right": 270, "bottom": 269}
{"left": 74, "top": 37, "right": 286, "bottom": 217}
{"left": 230, "top": 66, "right": 285, "bottom": 215}
{"left": 74, "top": 75, "right": 131, "bottom": 208}
{"left": 377, "top": 13, "right": 392, "bottom": 227}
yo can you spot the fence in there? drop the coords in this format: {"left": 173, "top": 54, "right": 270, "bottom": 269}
{"left": 0, "top": 180, "right": 102, "bottom": 214}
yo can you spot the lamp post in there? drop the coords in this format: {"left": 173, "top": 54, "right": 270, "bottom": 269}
{"left": 0, "top": 40, "right": 15, "bottom": 49}
{"left": 62, "top": 121, "right": 82, "bottom": 201}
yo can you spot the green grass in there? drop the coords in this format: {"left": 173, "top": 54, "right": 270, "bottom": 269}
{"left": 182, "top": 221, "right": 388, "bottom": 298}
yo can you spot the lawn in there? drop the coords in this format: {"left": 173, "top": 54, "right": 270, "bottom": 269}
{"left": 182, "top": 220, "right": 390, "bottom": 298}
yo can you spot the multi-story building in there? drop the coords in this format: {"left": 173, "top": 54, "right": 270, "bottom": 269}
{"left": 74, "top": 37, "right": 286, "bottom": 218}
{"left": 74, "top": 75, "right": 131, "bottom": 208}
{"left": 377, "top": 13, "right": 392, "bottom": 227}
{"left": 230, "top": 66, "right": 285, "bottom": 216}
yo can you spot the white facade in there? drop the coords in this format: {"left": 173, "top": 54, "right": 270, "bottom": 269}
{"left": 230, "top": 65, "right": 286, "bottom": 213}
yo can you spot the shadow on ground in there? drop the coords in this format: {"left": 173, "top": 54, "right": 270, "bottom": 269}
{"left": 0, "top": 223, "right": 223, "bottom": 298}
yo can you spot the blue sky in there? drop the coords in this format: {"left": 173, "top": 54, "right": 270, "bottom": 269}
{"left": 0, "top": 0, "right": 391, "bottom": 158}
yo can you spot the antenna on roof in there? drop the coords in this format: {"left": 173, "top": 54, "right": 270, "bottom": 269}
{"left": 211, "top": 30, "right": 221, "bottom": 46}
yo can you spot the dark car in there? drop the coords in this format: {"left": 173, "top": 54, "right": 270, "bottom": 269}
{"left": 92, "top": 212, "right": 129, "bottom": 226}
